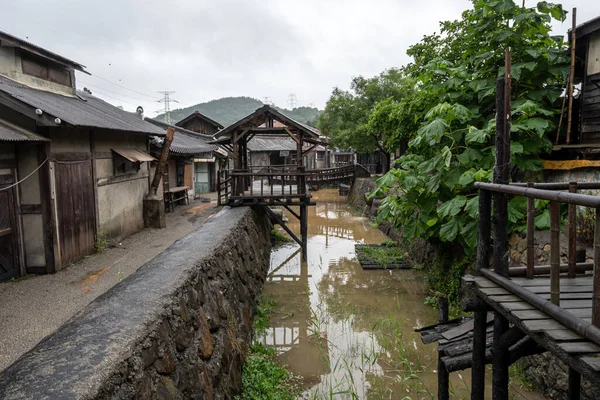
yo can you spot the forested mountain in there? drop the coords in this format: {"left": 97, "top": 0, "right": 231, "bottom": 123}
{"left": 155, "top": 96, "right": 320, "bottom": 127}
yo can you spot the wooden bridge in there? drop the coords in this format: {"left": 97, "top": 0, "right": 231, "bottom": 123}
{"left": 211, "top": 105, "right": 361, "bottom": 261}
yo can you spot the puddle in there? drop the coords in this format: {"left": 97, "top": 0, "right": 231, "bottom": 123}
{"left": 259, "top": 189, "right": 544, "bottom": 399}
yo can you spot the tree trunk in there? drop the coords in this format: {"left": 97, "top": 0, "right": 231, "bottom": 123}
{"left": 381, "top": 152, "right": 391, "bottom": 174}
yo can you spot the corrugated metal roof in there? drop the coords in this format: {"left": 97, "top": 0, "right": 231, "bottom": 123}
{"left": 0, "top": 75, "right": 165, "bottom": 135}
{"left": 0, "top": 118, "right": 49, "bottom": 142}
{"left": 146, "top": 119, "right": 218, "bottom": 156}
{"left": 247, "top": 136, "right": 299, "bottom": 152}
{"left": 112, "top": 148, "right": 156, "bottom": 162}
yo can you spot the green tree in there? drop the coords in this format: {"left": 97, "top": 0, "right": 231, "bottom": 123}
{"left": 371, "top": 0, "right": 568, "bottom": 252}
{"left": 317, "top": 69, "right": 413, "bottom": 172}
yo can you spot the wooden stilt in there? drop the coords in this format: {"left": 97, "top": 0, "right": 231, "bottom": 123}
{"left": 300, "top": 202, "right": 308, "bottom": 262}
{"left": 472, "top": 311, "right": 488, "bottom": 400}
{"left": 438, "top": 295, "right": 449, "bottom": 400}
{"left": 472, "top": 189, "right": 491, "bottom": 400}
{"left": 568, "top": 368, "right": 581, "bottom": 400}
{"left": 492, "top": 312, "right": 510, "bottom": 400}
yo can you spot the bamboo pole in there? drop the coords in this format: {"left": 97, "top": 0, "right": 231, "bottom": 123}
{"left": 568, "top": 182, "right": 577, "bottom": 278}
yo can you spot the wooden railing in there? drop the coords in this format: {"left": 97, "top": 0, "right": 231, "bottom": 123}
{"left": 474, "top": 181, "right": 600, "bottom": 341}
{"left": 217, "top": 165, "right": 357, "bottom": 205}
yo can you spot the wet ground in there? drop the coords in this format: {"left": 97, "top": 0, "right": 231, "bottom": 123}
{"left": 259, "top": 189, "right": 544, "bottom": 399}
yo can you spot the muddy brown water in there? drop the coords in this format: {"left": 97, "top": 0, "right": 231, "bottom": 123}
{"left": 259, "top": 189, "right": 545, "bottom": 399}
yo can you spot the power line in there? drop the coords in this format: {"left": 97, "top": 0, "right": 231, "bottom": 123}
{"left": 157, "top": 91, "right": 179, "bottom": 124}
{"left": 287, "top": 93, "right": 298, "bottom": 109}
{"left": 78, "top": 80, "right": 158, "bottom": 103}
{"left": 84, "top": 73, "right": 158, "bottom": 99}
{"left": 84, "top": 87, "right": 138, "bottom": 108}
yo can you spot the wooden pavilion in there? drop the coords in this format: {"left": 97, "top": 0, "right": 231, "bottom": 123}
{"left": 212, "top": 105, "right": 328, "bottom": 260}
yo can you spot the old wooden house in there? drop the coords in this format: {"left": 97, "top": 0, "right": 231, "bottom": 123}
{"left": 175, "top": 110, "right": 224, "bottom": 135}
{"left": 0, "top": 31, "right": 165, "bottom": 281}
{"left": 147, "top": 119, "right": 227, "bottom": 199}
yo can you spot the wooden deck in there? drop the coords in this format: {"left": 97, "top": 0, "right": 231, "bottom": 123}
{"left": 468, "top": 273, "right": 600, "bottom": 379}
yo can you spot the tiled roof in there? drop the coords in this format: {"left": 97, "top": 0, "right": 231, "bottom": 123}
{"left": 146, "top": 119, "right": 218, "bottom": 155}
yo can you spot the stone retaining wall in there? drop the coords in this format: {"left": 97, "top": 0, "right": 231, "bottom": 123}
{"left": 0, "top": 206, "right": 272, "bottom": 400}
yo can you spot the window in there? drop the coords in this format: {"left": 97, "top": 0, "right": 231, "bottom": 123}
{"left": 113, "top": 153, "right": 140, "bottom": 175}
{"left": 21, "top": 53, "right": 72, "bottom": 86}
{"left": 316, "top": 151, "right": 325, "bottom": 160}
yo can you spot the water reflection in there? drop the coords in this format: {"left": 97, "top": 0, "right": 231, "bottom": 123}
{"left": 259, "top": 189, "right": 541, "bottom": 399}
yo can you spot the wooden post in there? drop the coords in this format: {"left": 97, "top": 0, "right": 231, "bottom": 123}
{"left": 568, "top": 368, "right": 581, "bottom": 400}
{"left": 550, "top": 200, "right": 561, "bottom": 305}
{"left": 300, "top": 202, "right": 308, "bottom": 262}
{"left": 494, "top": 76, "right": 509, "bottom": 278}
{"left": 568, "top": 182, "right": 577, "bottom": 278}
{"left": 438, "top": 294, "right": 449, "bottom": 400}
{"left": 492, "top": 66, "right": 510, "bottom": 400}
{"left": 472, "top": 189, "right": 491, "bottom": 400}
{"left": 566, "top": 8, "right": 577, "bottom": 145}
{"left": 492, "top": 311, "right": 510, "bottom": 400}
{"left": 527, "top": 182, "right": 535, "bottom": 279}
{"left": 593, "top": 208, "right": 600, "bottom": 326}
{"left": 232, "top": 131, "right": 239, "bottom": 196}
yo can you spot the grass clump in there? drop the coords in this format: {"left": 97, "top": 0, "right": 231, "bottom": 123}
{"left": 357, "top": 244, "right": 404, "bottom": 265}
{"left": 271, "top": 228, "right": 292, "bottom": 244}
{"left": 237, "top": 343, "right": 299, "bottom": 400}
{"left": 253, "top": 298, "right": 277, "bottom": 336}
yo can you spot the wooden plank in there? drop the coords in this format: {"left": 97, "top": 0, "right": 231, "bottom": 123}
{"left": 558, "top": 342, "right": 600, "bottom": 353}
{"left": 581, "top": 357, "right": 600, "bottom": 371}
{"left": 473, "top": 276, "right": 501, "bottom": 288}
{"left": 545, "top": 329, "right": 586, "bottom": 341}
{"left": 441, "top": 313, "right": 493, "bottom": 341}
{"left": 480, "top": 287, "right": 512, "bottom": 296}
{"left": 502, "top": 301, "right": 536, "bottom": 311}
{"left": 511, "top": 309, "right": 549, "bottom": 320}
{"left": 527, "top": 285, "right": 594, "bottom": 294}
{"left": 523, "top": 319, "right": 567, "bottom": 331}
{"left": 511, "top": 276, "right": 593, "bottom": 286}
{"left": 491, "top": 294, "right": 528, "bottom": 302}
{"left": 50, "top": 152, "right": 92, "bottom": 161}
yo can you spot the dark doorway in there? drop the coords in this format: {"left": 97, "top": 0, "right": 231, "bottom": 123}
{"left": 0, "top": 176, "right": 19, "bottom": 282}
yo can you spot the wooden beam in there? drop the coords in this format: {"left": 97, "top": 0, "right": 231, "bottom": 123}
{"left": 283, "top": 127, "right": 300, "bottom": 144}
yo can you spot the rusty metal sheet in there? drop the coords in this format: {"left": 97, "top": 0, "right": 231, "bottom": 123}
{"left": 112, "top": 148, "right": 156, "bottom": 163}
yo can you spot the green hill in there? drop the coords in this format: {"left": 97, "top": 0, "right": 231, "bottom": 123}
{"left": 155, "top": 96, "right": 320, "bottom": 127}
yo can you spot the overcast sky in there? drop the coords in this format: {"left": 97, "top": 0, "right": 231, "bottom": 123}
{"left": 2, "top": 0, "right": 600, "bottom": 117}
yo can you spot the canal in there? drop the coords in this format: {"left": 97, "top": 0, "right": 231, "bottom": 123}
{"left": 258, "top": 189, "right": 543, "bottom": 399}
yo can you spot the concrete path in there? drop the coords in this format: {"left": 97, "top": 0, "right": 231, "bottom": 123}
{"left": 0, "top": 198, "right": 221, "bottom": 372}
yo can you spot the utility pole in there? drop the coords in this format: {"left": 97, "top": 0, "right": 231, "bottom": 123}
{"left": 157, "top": 91, "right": 178, "bottom": 124}
{"left": 287, "top": 93, "right": 297, "bottom": 109}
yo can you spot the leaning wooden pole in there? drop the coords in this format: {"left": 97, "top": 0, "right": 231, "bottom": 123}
{"left": 149, "top": 127, "right": 175, "bottom": 196}
{"left": 492, "top": 53, "right": 511, "bottom": 400}
{"left": 566, "top": 8, "right": 577, "bottom": 144}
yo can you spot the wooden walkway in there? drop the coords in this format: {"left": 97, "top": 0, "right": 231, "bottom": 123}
{"left": 468, "top": 274, "right": 600, "bottom": 378}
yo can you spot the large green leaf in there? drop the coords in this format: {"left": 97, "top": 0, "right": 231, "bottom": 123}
{"left": 465, "top": 126, "right": 488, "bottom": 144}
{"left": 465, "top": 196, "right": 479, "bottom": 218}
{"left": 437, "top": 196, "right": 467, "bottom": 218}
{"left": 440, "top": 217, "right": 460, "bottom": 242}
